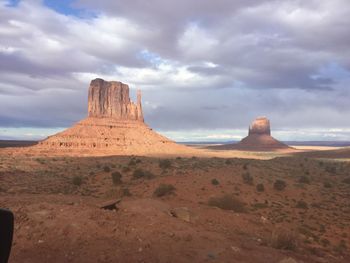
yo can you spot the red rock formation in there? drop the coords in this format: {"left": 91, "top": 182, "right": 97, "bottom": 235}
{"left": 249, "top": 117, "right": 270, "bottom": 136}
{"left": 33, "top": 78, "right": 192, "bottom": 156}
{"left": 210, "top": 117, "right": 291, "bottom": 152}
{"left": 88, "top": 79, "right": 143, "bottom": 121}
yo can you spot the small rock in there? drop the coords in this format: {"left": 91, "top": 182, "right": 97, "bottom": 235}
{"left": 99, "top": 199, "right": 121, "bottom": 210}
{"left": 231, "top": 246, "right": 241, "bottom": 252}
{"left": 170, "top": 207, "right": 192, "bottom": 222}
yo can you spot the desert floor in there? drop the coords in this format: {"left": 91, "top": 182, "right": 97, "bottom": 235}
{"left": 1, "top": 147, "right": 350, "bottom": 263}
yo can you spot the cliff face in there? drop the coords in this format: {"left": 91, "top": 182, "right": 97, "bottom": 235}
{"left": 87, "top": 78, "right": 144, "bottom": 122}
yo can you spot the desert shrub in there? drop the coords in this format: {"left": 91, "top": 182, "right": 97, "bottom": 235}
{"left": 323, "top": 181, "right": 332, "bottom": 188}
{"left": 334, "top": 240, "right": 347, "bottom": 254}
{"left": 103, "top": 166, "right": 111, "bottom": 173}
{"left": 122, "top": 166, "right": 131, "bottom": 173}
{"left": 270, "top": 229, "right": 298, "bottom": 251}
{"left": 208, "top": 195, "right": 246, "bottom": 212}
{"left": 325, "top": 166, "right": 337, "bottom": 175}
{"left": 256, "top": 183, "right": 265, "bottom": 192}
{"left": 342, "top": 177, "right": 350, "bottom": 184}
{"left": 153, "top": 184, "right": 175, "bottom": 197}
{"left": 225, "top": 159, "right": 232, "bottom": 165}
{"left": 298, "top": 176, "right": 310, "bottom": 184}
{"left": 321, "top": 238, "right": 330, "bottom": 247}
{"left": 159, "top": 159, "right": 172, "bottom": 169}
{"left": 296, "top": 200, "right": 308, "bottom": 209}
{"left": 252, "top": 202, "right": 268, "bottom": 209}
{"left": 211, "top": 178, "right": 219, "bottom": 185}
{"left": 128, "top": 158, "right": 137, "bottom": 166}
{"left": 242, "top": 172, "right": 254, "bottom": 185}
{"left": 133, "top": 169, "right": 155, "bottom": 179}
{"left": 72, "top": 176, "right": 83, "bottom": 186}
{"left": 243, "top": 163, "right": 248, "bottom": 170}
{"left": 122, "top": 188, "right": 132, "bottom": 197}
{"left": 274, "top": 179, "right": 287, "bottom": 191}
{"left": 111, "top": 171, "right": 122, "bottom": 185}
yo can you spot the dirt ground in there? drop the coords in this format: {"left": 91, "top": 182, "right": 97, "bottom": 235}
{"left": 1, "top": 149, "right": 350, "bottom": 262}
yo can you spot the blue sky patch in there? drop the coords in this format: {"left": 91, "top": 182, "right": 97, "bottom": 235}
{"left": 6, "top": 0, "right": 20, "bottom": 7}
{"left": 43, "top": 0, "right": 96, "bottom": 18}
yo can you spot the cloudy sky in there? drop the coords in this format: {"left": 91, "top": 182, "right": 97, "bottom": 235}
{"left": 1, "top": 0, "right": 350, "bottom": 142}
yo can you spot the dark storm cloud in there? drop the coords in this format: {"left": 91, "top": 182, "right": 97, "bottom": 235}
{"left": 1, "top": 0, "right": 350, "bottom": 140}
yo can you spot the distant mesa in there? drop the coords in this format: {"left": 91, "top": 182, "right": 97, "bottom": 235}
{"left": 211, "top": 117, "right": 291, "bottom": 152}
{"left": 34, "top": 78, "right": 191, "bottom": 155}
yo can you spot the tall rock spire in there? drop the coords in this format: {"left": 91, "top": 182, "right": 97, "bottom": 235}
{"left": 136, "top": 89, "right": 144, "bottom": 122}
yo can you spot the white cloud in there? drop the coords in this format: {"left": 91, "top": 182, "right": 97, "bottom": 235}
{"left": 1, "top": 0, "right": 350, "bottom": 141}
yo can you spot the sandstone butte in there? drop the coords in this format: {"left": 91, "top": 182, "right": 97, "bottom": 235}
{"left": 211, "top": 117, "right": 292, "bottom": 152}
{"left": 30, "top": 78, "right": 194, "bottom": 156}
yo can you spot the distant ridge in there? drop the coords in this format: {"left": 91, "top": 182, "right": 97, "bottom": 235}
{"left": 0, "top": 140, "right": 38, "bottom": 148}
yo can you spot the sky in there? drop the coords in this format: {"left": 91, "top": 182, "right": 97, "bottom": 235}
{"left": 1, "top": 0, "right": 350, "bottom": 142}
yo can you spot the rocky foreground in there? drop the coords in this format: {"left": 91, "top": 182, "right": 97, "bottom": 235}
{"left": 1, "top": 154, "right": 349, "bottom": 263}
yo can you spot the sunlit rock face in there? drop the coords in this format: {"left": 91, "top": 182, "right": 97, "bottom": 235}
{"left": 88, "top": 78, "right": 143, "bottom": 122}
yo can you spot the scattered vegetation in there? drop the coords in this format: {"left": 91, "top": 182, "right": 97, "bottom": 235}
{"left": 103, "top": 166, "right": 111, "bottom": 173}
{"left": 342, "top": 177, "right": 350, "bottom": 184}
{"left": 225, "top": 159, "right": 232, "bottom": 165}
{"left": 270, "top": 229, "right": 298, "bottom": 251}
{"left": 159, "top": 159, "right": 172, "bottom": 169}
{"left": 111, "top": 171, "right": 122, "bottom": 185}
{"left": 122, "top": 188, "right": 132, "bottom": 197}
{"left": 334, "top": 240, "right": 347, "bottom": 254}
{"left": 256, "top": 183, "right": 265, "bottom": 192}
{"left": 72, "top": 176, "right": 83, "bottom": 186}
{"left": 133, "top": 168, "right": 155, "bottom": 179}
{"left": 296, "top": 200, "right": 308, "bottom": 209}
{"left": 208, "top": 195, "right": 246, "bottom": 213}
{"left": 298, "top": 176, "right": 310, "bottom": 184}
{"left": 325, "top": 166, "right": 337, "bottom": 175}
{"left": 122, "top": 166, "right": 131, "bottom": 173}
{"left": 243, "top": 163, "right": 248, "bottom": 170}
{"left": 251, "top": 202, "right": 268, "bottom": 209}
{"left": 128, "top": 158, "right": 137, "bottom": 166}
{"left": 274, "top": 179, "right": 286, "bottom": 191}
{"left": 153, "top": 184, "right": 176, "bottom": 197}
{"left": 211, "top": 178, "right": 220, "bottom": 185}
{"left": 323, "top": 181, "right": 332, "bottom": 188}
{"left": 242, "top": 172, "right": 254, "bottom": 185}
